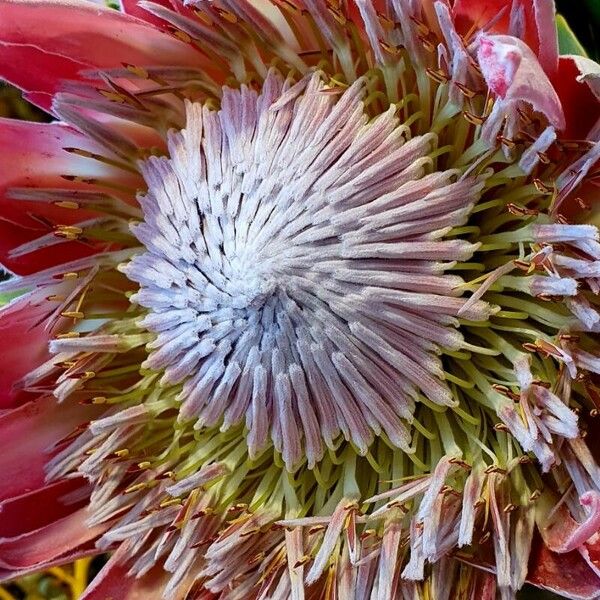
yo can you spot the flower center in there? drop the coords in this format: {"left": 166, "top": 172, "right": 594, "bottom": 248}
{"left": 123, "top": 70, "right": 487, "bottom": 469}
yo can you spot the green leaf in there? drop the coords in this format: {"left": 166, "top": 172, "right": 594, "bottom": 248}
{"left": 556, "top": 14, "right": 589, "bottom": 57}
{"left": 0, "top": 289, "right": 27, "bottom": 307}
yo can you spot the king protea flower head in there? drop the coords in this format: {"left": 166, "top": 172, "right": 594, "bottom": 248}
{"left": 0, "top": 0, "right": 600, "bottom": 598}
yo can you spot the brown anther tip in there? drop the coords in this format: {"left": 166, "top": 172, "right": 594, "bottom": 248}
{"left": 532, "top": 178, "right": 553, "bottom": 194}
{"left": 532, "top": 380, "right": 551, "bottom": 388}
{"left": 463, "top": 111, "right": 486, "bottom": 126}
{"left": 170, "top": 28, "right": 193, "bottom": 44}
{"left": 449, "top": 458, "right": 472, "bottom": 470}
{"left": 326, "top": 3, "right": 347, "bottom": 25}
{"left": 68, "top": 370, "right": 95, "bottom": 380}
{"left": 473, "top": 498, "right": 486, "bottom": 509}
{"left": 418, "top": 35, "right": 436, "bottom": 53}
{"left": 377, "top": 13, "right": 395, "bottom": 30}
{"left": 536, "top": 151, "right": 551, "bottom": 164}
{"left": 96, "top": 88, "right": 124, "bottom": 104}
{"left": 497, "top": 135, "right": 517, "bottom": 149}
{"left": 191, "top": 535, "right": 217, "bottom": 549}
{"left": 53, "top": 231, "right": 79, "bottom": 240}
{"left": 248, "top": 552, "right": 266, "bottom": 566}
{"left": 559, "top": 334, "right": 580, "bottom": 343}
{"left": 123, "top": 63, "right": 150, "bottom": 79}
{"left": 308, "top": 525, "right": 326, "bottom": 535}
{"left": 519, "top": 456, "right": 532, "bottom": 464}
{"left": 576, "top": 197, "right": 591, "bottom": 210}
{"left": 522, "top": 342, "right": 539, "bottom": 353}
{"left": 506, "top": 203, "right": 538, "bottom": 217}
{"left": 409, "top": 15, "right": 430, "bottom": 34}
{"left": 293, "top": 556, "right": 312, "bottom": 569}
{"left": 454, "top": 82, "right": 477, "bottom": 99}
{"left": 492, "top": 384, "right": 510, "bottom": 394}
{"left": 513, "top": 259, "right": 532, "bottom": 272}
{"left": 239, "top": 527, "right": 260, "bottom": 538}
{"left": 441, "top": 485, "right": 461, "bottom": 497}
{"left": 425, "top": 68, "right": 450, "bottom": 84}
{"left": 360, "top": 529, "right": 377, "bottom": 540}
{"left": 380, "top": 40, "right": 402, "bottom": 56}
{"left": 56, "top": 331, "right": 80, "bottom": 339}
{"left": 55, "top": 360, "right": 76, "bottom": 369}
{"left": 61, "top": 311, "right": 85, "bottom": 319}
{"left": 590, "top": 409, "right": 599, "bottom": 417}
{"left": 194, "top": 9, "right": 214, "bottom": 24}
{"left": 516, "top": 107, "right": 533, "bottom": 124}
{"left": 58, "top": 422, "right": 89, "bottom": 443}
{"left": 214, "top": 6, "right": 238, "bottom": 23}
{"left": 529, "top": 490, "right": 541, "bottom": 502}
{"left": 55, "top": 224, "right": 83, "bottom": 235}
{"left": 54, "top": 200, "right": 80, "bottom": 210}
{"left": 319, "top": 86, "right": 346, "bottom": 96}
{"left": 166, "top": 519, "right": 184, "bottom": 533}
{"left": 479, "top": 532, "right": 491, "bottom": 544}
{"left": 484, "top": 464, "right": 507, "bottom": 475}
{"left": 493, "top": 423, "right": 509, "bottom": 432}
{"left": 273, "top": 0, "right": 299, "bottom": 10}
{"left": 560, "top": 141, "right": 581, "bottom": 151}
{"left": 61, "top": 175, "right": 96, "bottom": 185}
{"left": 159, "top": 497, "right": 183, "bottom": 509}
{"left": 387, "top": 500, "right": 408, "bottom": 513}
{"left": 503, "top": 503, "right": 518, "bottom": 514}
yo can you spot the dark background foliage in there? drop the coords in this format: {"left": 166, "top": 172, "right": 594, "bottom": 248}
{"left": 557, "top": 0, "right": 599, "bottom": 60}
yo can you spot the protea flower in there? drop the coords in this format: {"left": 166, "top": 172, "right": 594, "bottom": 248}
{"left": 1, "top": 1, "right": 600, "bottom": 598}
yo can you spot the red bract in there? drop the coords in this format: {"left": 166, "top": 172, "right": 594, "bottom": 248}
{"left": 0, "top": 1, "right": 599, "bottom": 599}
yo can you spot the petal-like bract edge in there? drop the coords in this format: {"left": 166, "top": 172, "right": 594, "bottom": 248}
{"left": 0, "top": 0, "right": 202, "bottom": 109}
